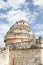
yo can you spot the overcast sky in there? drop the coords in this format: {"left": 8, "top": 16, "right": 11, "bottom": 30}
{"left": 0, "top": 0, "right": 43, "bottom": 47}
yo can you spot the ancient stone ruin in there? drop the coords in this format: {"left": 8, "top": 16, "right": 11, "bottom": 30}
{"left": 0, "top": 20, "right": 43, "bottom": 65}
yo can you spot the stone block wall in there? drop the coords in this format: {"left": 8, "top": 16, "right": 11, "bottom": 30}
{"left": 9, "top": 49, "right": 42, "bottom": 65}
{"left": 0, "top": 47, "right": 9, "bottom": 65}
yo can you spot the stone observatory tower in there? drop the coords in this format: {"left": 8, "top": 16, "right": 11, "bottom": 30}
{"left": 4, "top": 20, "right": 41, "bottom": 65}
{"left": 4, "top": 20, "right": 34, "bottom": 47}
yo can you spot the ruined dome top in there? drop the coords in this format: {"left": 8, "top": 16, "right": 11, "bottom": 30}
{"left": 4, "top": 20, "right": 34, "bottom": 46}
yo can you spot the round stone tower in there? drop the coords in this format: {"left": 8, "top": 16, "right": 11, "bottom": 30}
{"left": 4, "top": 20, "right": 34, "bottom": 46}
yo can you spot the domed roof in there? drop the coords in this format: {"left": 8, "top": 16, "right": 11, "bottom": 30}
{"left": 4, "top": 20, "right": 34, "bottom": 46}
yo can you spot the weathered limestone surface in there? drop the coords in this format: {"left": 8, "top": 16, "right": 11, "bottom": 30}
{"left": 8, "top": 41, "right": 35, "bottom": 50}
{"left": 10, "top": 49, "right": 41, "bottom": 65}
{"left": 0, "top": 47, "right": 43, "bottom": 65}
{"left": 4, "top": 20, "right": 34, "bottom": 46}
{"left": 0, "top": 47, "right": 9, "bottom": 65}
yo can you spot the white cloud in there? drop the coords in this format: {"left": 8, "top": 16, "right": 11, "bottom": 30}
{"left": 0, "top": 24, "right": 10, "bottom": 33}
{"left": 0, "top": 9, "right": 37, "bottom": 25}
{"left": 0, "top": 13, "right": 7, "bottom": 18}
{"left": 7, "top": 0, "right": 26, "bottom": 9}
{"left": 0, "top": 0, "right": 9, "bottom": 9}
{"left": 34, "top": 24, "right": 43, "bottom": 30}
{"left": 7, "top": 10, "right": 28, "bottom": 24}
{"left": 32, "top": 0, "right": 43, "bottom": 13}
{"left": 0, "top": 23, "right": 10, "bottom": 47}
{"left": 0, "top": 0, "right": 38, "bottom": 24}
{"left": 29, "top": 12, "right": 38, "bottom": 24}
{"left": 34, "top": 24, "right": 43, "bottom": 37}
{"left": 0, "top": 0, "right": 26, "bottom": 9}
{"left": 7, "top": 9, "right": 38, "bottom": 24}
{"left": 32, "top": 0, "right": 43, "bottom": 6}
{"left": 0, "top": 0, "right": 6, "bottom": 9}
{"left": 35, "top": 31, "right": 43, "bottom": 37}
